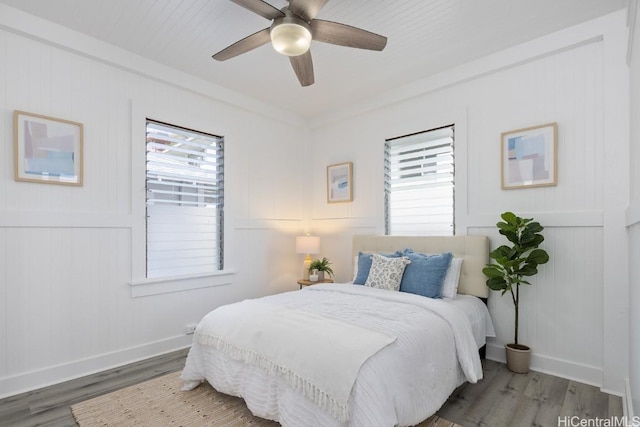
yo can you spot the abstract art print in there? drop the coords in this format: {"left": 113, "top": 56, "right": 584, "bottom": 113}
{"left": 14, "top": 111, "right": 83, "bottom": 185}
{"left": 501, "top": 123, "right": 557, "bottom": 190}
{"left": 327, "top": 162, "right": 353, "bottom": 203}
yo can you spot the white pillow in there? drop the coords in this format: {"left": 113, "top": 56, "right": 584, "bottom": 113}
{"left": 352, "top": 255, "right": 359, "bottom": 281}
{"left": 441, "top": 257, "right": 463, "bottom": 298}
{"left": 364, "top": 254, "right": 410, "bottom": 291}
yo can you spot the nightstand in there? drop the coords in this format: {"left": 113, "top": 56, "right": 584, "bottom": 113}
{"left": 298, "top": 279, "right": 334, "bottom": 289}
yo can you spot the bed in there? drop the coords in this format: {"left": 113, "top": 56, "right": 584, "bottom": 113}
{"left": 181, "top": 235, "right": 495, "bottom": 427}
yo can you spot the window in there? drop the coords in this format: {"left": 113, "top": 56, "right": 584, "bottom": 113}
{"left": 145, "top": 120, "right": 224, "bottom": 278}
{"left": 384, "top": 125, "right": 454, "bottom": 236}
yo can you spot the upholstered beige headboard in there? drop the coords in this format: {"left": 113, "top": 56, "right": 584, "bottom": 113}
{"left": 352, "top": 235, "right": 490, "bottom": 299}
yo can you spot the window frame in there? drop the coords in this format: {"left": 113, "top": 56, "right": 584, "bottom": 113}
{"left": 145, "top": 119, "right": 224, "bottom": 278}
{"left": 128, "top": 103, "right": 234, "bottom": 298}
{"left": 384, "top": 124, "right": 456, "bottom": 236}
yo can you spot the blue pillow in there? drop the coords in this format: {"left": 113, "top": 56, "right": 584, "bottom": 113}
{"left": 399, "top": 251, "right": 453, "bottom": 298}
{"left": 353, "top": 250, "right": 403, "bottom": 285}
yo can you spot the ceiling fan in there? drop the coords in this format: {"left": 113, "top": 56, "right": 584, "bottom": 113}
{"left": 212, "top": 0, "right": 388, "bottom": 87}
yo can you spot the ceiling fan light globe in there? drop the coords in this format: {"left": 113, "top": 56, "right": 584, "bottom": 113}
{"left": 271, "top": 23, "right": 312, "bottom": 56}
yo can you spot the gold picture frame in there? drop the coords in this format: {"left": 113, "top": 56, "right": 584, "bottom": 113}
{"left": 327, "top": 162, "right": 353, "bottom": 203}
{"left": 14, "top": 110, "right": 83, "bottom": 186}
{"left": 501, "top": 122, "right": 557, "bottom": 190}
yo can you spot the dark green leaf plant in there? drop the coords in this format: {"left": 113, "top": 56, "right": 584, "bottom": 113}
{"left": 483, "top": 212, "right": 550, "bottom": 346}
{"left": 309, "top": 257, "right": 334, "bottom": 277}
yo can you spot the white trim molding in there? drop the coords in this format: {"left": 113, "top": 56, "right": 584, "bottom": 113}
{"left": 624, "top": 378, "right": 636, "bottom": 420}
{"left": 628, "top": 0, "right": 638, "bottom": 65}
{"left": 486, "top": 343, "right": 606, "bottom": 391}
{"left": 129, "top": 270, "right": 235, "bottom": 297}
{"left": 0, "top": 336, "right": 191, "bottom": 399}
{"left": 468, "top": 211, "right": 604, "bottom": 228}
{"left": 234, "top": 218, "right": 303, "bottom": 230}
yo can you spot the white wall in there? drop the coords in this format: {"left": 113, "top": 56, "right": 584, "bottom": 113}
{"left": 0, "top": 6, "right": 309, "bottom": 397}
{"left": 627, "top": 0, "right": 640, "bottom": 417}
{"left": 0, "top": 3, "right": 633, "bottom": 402}
{"left": 308, "top": 11, "right": 629, "bottom": 395}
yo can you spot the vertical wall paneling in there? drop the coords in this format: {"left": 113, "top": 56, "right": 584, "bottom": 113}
{"left": 627, "top": 0, "right": 640, "bottom": 417}
{"left": 0, "top": 229, "right": 5, "bottom": 378}
{"left": 629, "top": 227, "right": 640, "bottom": 416}
{"left": 601, "top": 13, "right": 630, "bottom": 393}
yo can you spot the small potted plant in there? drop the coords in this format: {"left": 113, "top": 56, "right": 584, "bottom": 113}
{"left": 308, "top": 257, "right": 334, "bottom": 282}
{"left": 482, "top": 211, "right": 549, "bottom": 373}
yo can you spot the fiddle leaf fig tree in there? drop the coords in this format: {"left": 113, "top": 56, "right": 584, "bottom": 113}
{"left": 483, "top": 212, "right": 549, "bottom": 346}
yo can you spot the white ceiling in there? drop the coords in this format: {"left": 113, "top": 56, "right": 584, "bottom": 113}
{"left": 0, "top": 0, "right": 627, "bottom": 118}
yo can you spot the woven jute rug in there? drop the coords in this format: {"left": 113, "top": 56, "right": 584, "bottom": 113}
{"left": 71, "top": 371, "right": 461, "bottom": 427}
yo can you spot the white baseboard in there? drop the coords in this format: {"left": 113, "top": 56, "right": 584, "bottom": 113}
{"left": 625, "top": 378, "right": 637, "bottom": 420}
{"left": 486, "top": 343, "right": 606, "bottom": 391}
{"left": 0, "top": 335, "right": 192, "bottom": 399}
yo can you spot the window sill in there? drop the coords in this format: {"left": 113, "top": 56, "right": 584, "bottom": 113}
{"left": 129, "top": 270, "right": 235, "bottom": 297}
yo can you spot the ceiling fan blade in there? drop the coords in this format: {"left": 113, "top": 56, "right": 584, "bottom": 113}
{"left": 231, "top": 0, "right": 284, "bottom": 20}
{"left": 288, "top": 0, "right": 328, "bottom": 21}
{"left": 212, "top": 28, "right": 271, "bottom": 61}
{"left": 289, "top": 51, "right": 314, "bottom": 86}
{"left": 311, "top": 20, "right": 387, "bottom": 51}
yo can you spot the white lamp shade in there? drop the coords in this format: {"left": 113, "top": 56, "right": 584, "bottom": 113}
{"left": 270, "top": 23, "right": 312, "bottom": 56}
{"left": 296, "top": 235, "right": 320, "bottom": 254}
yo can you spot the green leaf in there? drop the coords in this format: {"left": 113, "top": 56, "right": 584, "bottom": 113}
{"left": 520, "top": 230, "right": 535, "bottom": 244}
{"left": 517, "top": 263, "right": 539, "bottom": 276}
{"left": 497, "top": 222, "right": 514, "bottom": 233}
{"left": 499, "top": 229, "right": 519, "bottom": 245}
{"left": 483, "top": 265, "right": 505, "bottom": 278}
{"left": 526, "top": 222, "right": 544, "bottom": 233}
{"left": 490, "top": 245, "right": 513, "bottom": 259}
{"left": 504, "top": 257, "right": 526, "bottom": 268}
{"left": 486, "top": 276, "right": 508, "bottom": 291}
{"left": 530, "top": 234, "right": 545, "bottom": 247}
{"left": 528, "top": 249, "right": 549, "bottom": 264}
{"left": 501, "top": 211, "right": 517, "bottom": 225}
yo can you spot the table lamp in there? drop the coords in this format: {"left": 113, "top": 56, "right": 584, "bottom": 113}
{"left": 296, "top": 235, "right": 320, "bottom": 280}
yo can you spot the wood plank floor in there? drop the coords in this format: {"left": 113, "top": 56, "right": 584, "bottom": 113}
{"left": 438, "top": 359, "right": 623, "bottom": 427}
{"left": 0, "top": 350, "right": 622, "bottom": 427}
{"left": 0, "top": 349, "right": 189, "bottom": 427}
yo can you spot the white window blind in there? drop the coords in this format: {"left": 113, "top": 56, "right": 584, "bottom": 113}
{"left": 385, "top": 125, "right": 454, "bottom": 236}
{"left": 146, "top": 120, "right": 224, "bottom": 278}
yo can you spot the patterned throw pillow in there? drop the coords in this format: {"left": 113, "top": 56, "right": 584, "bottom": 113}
{"left": 353, "top": 250, "right": 403, "bottom": 285}
{"left": 364, "top": 253, "right": 410, "bottom": 291}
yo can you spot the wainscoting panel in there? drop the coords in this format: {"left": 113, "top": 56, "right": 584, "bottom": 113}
{"left": 472, "top": 225, "right": 605, "bottom": 381}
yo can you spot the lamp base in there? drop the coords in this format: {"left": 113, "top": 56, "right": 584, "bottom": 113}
{"left": 303, "top": 255, "right": 311, "bottom": 280}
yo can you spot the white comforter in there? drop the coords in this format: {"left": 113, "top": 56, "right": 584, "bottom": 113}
{"left": 181, "top": 283, "right": 492, "bottom": 427}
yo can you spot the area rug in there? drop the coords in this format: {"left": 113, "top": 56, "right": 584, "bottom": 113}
{"left": 71, "top": 371, "right": 461, "bottom": 426}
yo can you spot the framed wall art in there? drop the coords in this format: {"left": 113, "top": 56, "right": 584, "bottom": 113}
{"left": 14, "top": 110, "right": 83, "bottom": 186}
{"left": 327, "top": 162, "right": 353, "bottom": 203}
{"left": 501, "top": 122, "right": 557, "bottom": 190}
